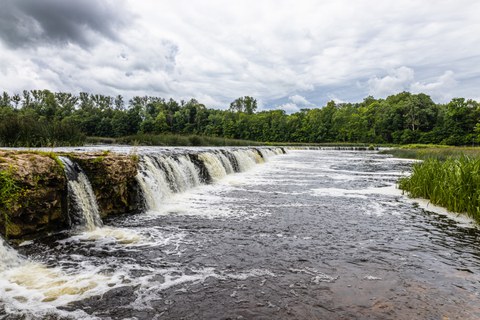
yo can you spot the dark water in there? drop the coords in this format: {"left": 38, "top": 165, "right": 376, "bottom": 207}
{"left": 3, "top": 150, "right": 480, "bottom": 319}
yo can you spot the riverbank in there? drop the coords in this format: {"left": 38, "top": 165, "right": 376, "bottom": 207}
{"left": 398, "top": 156, "right": 480, "bottom": 223}
{"left": 89, "top": 134, "right": 380, "bottom": 148}
{"left": 383, "top": 145, "right": 480, "bottom": 223}
{"left": 380, "top": 144, "right": 480, "bottom": 160}
{"left": 0, "top": 150, "right": 140, "bottom": 240}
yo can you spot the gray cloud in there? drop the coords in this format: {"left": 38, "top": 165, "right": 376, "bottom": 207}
{"left": 1, "top": 0, "right": 479, "bottom": 108}
{"left": 0, "top": 0, "right": 131, "bottom": 48}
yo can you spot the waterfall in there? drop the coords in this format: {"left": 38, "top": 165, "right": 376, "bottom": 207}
{"left": 136, "top": 154, "right": 204, "bottom": 211}
{"left": 177, "top": 155, "right": 201, "bottom": 187}
{"left": 232, "top": 150, "right": 257, "bottom": 171}
{"left": 215, "top": 151, "right": 234, "bottom": 174}
{"left": 198, "top": 152, "right": 228, "bottom": 181}
{"left": 59, "top": 157, "right": 103, "bottom": 231}
{"left": 135, "top": 147, "right": 285, "bottom": 211}
{"left": 0, "top": 237, "right": 22, "bottom": 272}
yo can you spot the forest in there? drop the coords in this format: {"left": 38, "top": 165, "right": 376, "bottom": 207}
{"left": 0, "top": 90, "right": 479, "bottom": 147}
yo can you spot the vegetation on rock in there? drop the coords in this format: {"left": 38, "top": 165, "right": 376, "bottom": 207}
{"left": 0, "top": 167, "right": 23, "bottom": 238}
{"left": 0, "top": 151, "right": 69, "bottom": 239}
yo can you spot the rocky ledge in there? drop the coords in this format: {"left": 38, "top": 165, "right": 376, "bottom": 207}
{"left": 0, "top": 151, "right": 140, "bottom": 240}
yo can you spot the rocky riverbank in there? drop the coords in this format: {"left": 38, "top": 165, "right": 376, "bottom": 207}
{"left": 0, "top": 150, "right": 140, "bottom": 240}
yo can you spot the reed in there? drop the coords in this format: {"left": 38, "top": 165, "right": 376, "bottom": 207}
{"left": 381, "top": 145, "right": 480, "bottom": 160}
{"left": 399, "top": 156, "right": 480, "bottom": 222}
{"left": 115, "top": 133, "right": 264, "bottom": 147}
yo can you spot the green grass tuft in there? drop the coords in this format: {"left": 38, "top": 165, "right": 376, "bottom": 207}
{"left": 399, "top": 156, "right": 480, "bottom": 222}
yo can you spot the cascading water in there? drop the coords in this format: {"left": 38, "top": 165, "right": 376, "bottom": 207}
{"left": 59, "top": 157, "right": 103, "bottom": 231}
{"left": 0, "top": 237, "right": 22, "bottom": 272}
{"left": 177, "top": 155, "right": 201, "bottom": 187}
{"left": 198, "top": 152, "right": 228, "bottom": 181}
{"left": 135, "top": 148, "right": 284, "bottom": 211}
{"left": 136, "top": 154, "right": 200, "bottom": 211}
{"left": 232, "top": 150, "right": 257, "bottom": 171}
{"left": 214, "top": 151, "right": 235, "bottom": 174}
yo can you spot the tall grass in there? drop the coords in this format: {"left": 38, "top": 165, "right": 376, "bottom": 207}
{"left": 399, "top": 156, "right": 480, "bottom": 222}
{"left": 116, "top": 133, "right": 264, "bottom": 147}
{"left": 381, "top": 145, "right": 480, "bottom": 160}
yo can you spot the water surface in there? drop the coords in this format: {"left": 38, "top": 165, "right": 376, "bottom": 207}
{"left": 2, "top": 149, "right": 480, "bottom": 319}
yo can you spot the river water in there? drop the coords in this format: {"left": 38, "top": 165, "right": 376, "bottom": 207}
{"left": 2, "top": 149, "right": 480, "bottom": 319}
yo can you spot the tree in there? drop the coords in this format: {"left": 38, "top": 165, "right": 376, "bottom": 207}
{"left": 114, "top": 95, "right": 125, "bottom": 110}
{"left": 229, "top": 96, "right": 257, "bottom": 114}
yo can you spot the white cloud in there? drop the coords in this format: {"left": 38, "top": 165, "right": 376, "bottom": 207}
{"left": 289, "top": 94, "right": 313, "bottom": 106}
{"left": 327, "top": 95, "right": 347, "bottom": 104}
{"left": 368, "top": 67, "right": 458, "bottom": 102}
{"left": 411, "top": 70, "right": 457, "bottom": 102}
{"left": 277, "top": 94, "right": 314, "bottom": 113}
{"left": 277, "top": 102, "right": 300, "bottom": 113}
{"left": 367, "top": 66, "right": 415, "bottom": 97}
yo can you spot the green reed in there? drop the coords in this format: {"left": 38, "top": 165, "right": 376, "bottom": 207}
{"left": 399, "top": 156, "right": 480, "bottom": 222}
{"left": 115, "top": 133, "right": 264, "bottom": 147}
{"left": 382, "top": 145, "right": 480, "bottom": 161}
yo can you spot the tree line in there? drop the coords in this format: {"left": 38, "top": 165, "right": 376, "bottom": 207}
{"left": 0, "top": 90, "right": 479, "bottom": 147}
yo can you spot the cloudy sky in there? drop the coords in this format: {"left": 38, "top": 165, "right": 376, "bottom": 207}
{"left": 0, "top": 0, "right": 479, "bottom": 112}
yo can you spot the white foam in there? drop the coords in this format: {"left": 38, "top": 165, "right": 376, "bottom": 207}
{"left": 0, "top": 238, "right": 23, "bottom": 272}
{"left": 408, "top": 198, "right": 477, "bottom": 227}
{"left": 130, "top": 267, "right": 275, "bottom": 310}
{"left": 312, "top": 185, "right": 402, "bottom": 199}
{"left": 62, "top": 227, "right": 142, "bottom": 245}
{"left": 289, "top": 267, "right": 338, "bottom": 283}
{"left": 0, "top": 260, "right": 130, "bottom": 318}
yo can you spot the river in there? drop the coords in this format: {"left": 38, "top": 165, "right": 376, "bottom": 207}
{"left": 1, "top": 149, "right": 480, "bottom": 319}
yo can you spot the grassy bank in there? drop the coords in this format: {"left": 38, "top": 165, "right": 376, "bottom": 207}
{"left": 113, "top": 134, "right": 264, "bottom": 147}
{"left": 86, "top": 135, "right": 384, "bottom": 148}
{"left": 381, "top": 144, "right": 480, "bottom": 160}
{"left": 399, "top": 156, "right": 480, "bottom": 222}
{"left": 383, "top": 145, "right": 480, "bottom": 222}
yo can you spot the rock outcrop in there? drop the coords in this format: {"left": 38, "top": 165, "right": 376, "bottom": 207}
{"left": 0, "top": 151, "right": 142, "bottom": 240}
{"left": 67, "top": 152, "right": 141, "bottom": 218}
{"left": 0, "top": 151, "right": 67, "bottom": 239}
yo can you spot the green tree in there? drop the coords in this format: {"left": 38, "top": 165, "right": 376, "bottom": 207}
{"left": 229, "top": 96, "right": 257, "bottom": 114}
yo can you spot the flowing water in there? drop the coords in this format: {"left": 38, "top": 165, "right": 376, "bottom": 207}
{"left": 2, "top": 149, "right": 480, "bottom": 319}
{"left": 60, "top": 157, "right": 103, "bottom": 231}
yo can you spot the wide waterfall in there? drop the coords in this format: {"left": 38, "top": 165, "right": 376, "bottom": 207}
{"left": 59, "top": 157, "right": 103, "bottom": 231}
{"left": 136, "top": 147, "right": 284, "bottom": 211}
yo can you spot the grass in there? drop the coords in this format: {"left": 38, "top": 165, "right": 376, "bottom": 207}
{"left": 383, "top": 144, "right": 480, "bottom": 222}
{"left": 381, "top": 144, "right": 480, "bottom": 160}
{"left": 399, "top": 156, "right": 480, "bottom": 222}
{"left": 115, "top": 133, "right": 264, "bottom": 147}
{"left": 88, "top": 135, "right": 388, "bottom": 148}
